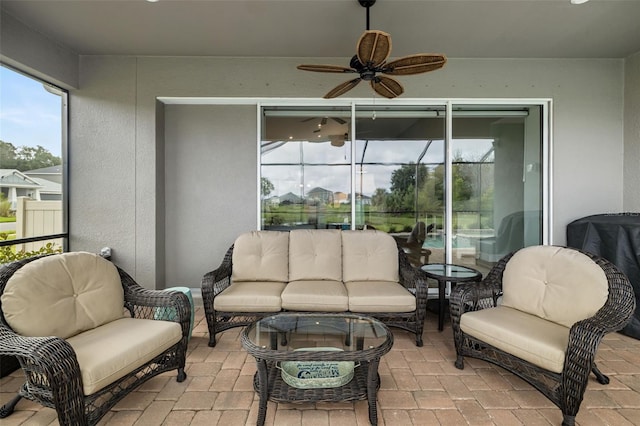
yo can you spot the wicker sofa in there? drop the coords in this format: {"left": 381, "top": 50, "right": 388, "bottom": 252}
{"left": 0, "top": 252, "right": 191, "bottom": 425}
{"left": 202, "top": 229, "right": 429, "bottom": 347}
{"left": 450, "top": 245, "right": 636, "bottom": 426}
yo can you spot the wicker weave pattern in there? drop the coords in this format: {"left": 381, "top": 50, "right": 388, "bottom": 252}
{"left": 0, "top": 254, "right": 191, "bottom": 426}
{"left": 202, "top": 240, "right": 428, "bottom": 347}
{"left": 450, "top": 247, "right": 636, "bottom": 426}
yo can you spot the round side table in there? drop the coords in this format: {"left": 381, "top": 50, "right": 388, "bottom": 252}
{"left": 420, "top": 264, "right": 482, "bottom": 331}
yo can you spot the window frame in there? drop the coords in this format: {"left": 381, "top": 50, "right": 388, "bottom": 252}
{"left": 0, "top": 64, "right": 69, "bottom": 254}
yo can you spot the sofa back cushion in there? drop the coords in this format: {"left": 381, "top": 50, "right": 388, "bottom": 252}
{"left": 289, "top": 230, "right": 342, "bottom": 281}
{"left": 232, "top": 231, "right": 289, "bottom": 282}
{"left": 2, "top": 252, "right": 125, "bottom": 339}
{"left": 342, "top": 230, "right": 399, "bottom": 283}
{"left": 502, "top": 245, "right": 609, "bottom": 328}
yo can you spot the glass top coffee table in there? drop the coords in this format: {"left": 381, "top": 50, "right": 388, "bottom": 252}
{"left": 241, "top": 313, "right": 393, "bottom": 426}
{"left": 421, "top": 263, "right": 482, "bottom": 331}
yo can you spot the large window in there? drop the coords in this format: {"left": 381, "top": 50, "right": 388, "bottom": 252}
{"left": 260, "top": 102, "right": 547, "bottom": 274}
{"left": 0, "top": 65, "right": 67, "bottom": 263}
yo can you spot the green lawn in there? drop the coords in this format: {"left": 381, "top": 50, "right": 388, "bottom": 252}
{"left": 263, "top": 204, "right": 484, "bottom": 233}
{"left": 0, "top": 217, "right": 16, "bottom": 223}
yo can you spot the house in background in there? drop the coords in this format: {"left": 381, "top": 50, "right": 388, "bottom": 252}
{"left": 307, "top": 187, "right": 334, "bottom": 205}
{"left": 0, "top": 1, "right": 638, "bottom": 290}
{"left": 24, "top": 165, "right": 62, "bottom": 185}
{"left": 0, "top": 169, "right": 44, "bottom": 210}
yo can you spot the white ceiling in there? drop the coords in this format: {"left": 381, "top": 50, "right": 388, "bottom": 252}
{"left": 2, "top": 0, "right": 640, "bottom": 59}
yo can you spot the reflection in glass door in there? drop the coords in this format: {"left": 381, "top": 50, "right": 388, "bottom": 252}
{"left": 450, "top": 106, "right": 543, "bottom": 275}
{"left": 354, "top": 106, "right": 446, "bottom": 267}
{"left": 261, "top": 107, "right": 352, "bottom": 230}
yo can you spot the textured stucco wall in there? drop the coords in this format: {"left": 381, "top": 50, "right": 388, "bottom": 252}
{"left": 67, "top": 56, "right": 626, "bottom": 288}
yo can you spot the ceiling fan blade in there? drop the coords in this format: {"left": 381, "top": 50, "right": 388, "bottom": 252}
{"left": 357, "top": 30, "right": 392, "bottom": 67}
{"left": 331, "top": 117, "right": 347, "bottom": 125}
{"left": 371, "top": 76, "right": 404, "bottom": 99}
{"left": 321, "top": 117, "right": 328, "bottom": 125}
{"left": 382, "top": 54, "right": 447, "bottom": 75}
{"left": 297, "top": 64, "right": 356, "bottom": 73}
{"left": 324, "top": 78, "right": 362, "bottom": 99}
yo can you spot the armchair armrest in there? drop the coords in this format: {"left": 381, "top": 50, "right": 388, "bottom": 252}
{"left": 201, "top": 245, "right": 234, "bottom": 305}
{"left": 118, "top": 268, "right": 191, "bottom": 339}
{"left": 562, "top": 280, "right": 636, "bottom": 406}
{"left": 397, "top": 248, "right": 429, "bottom": 321}
{"left": 450, "top": 251, "right": 515, "bottom": 347}
{"left": 563, "top": 256, "right": 636, "bottom": 372}
{"left": 0, "top": 326, "right": 85, "bottom": 423}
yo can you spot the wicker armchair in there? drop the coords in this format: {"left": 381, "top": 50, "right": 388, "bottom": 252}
{"left": 392, "top": 221, "right": 433, "bottom": 267}
{"left": 450, "top": 246, "right": 635, "bottom": 426}
{"left": 0, "top": 252, "right": 191, "bottom": 425}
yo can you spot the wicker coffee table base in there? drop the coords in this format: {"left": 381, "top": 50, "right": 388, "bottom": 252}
{"left": 253, "top": 359, "right": 382, "bottom": 425}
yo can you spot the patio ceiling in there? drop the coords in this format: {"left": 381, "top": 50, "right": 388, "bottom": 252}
{"left": 1, "top": 0, "right": 639, "bottom": 59}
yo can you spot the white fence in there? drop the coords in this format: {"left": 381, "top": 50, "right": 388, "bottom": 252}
{"left": 14, "top": 197, "right": 63, "bottom": 253}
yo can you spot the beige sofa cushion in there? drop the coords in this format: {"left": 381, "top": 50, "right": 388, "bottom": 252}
{"left": 346, "top": 281, "right": 416, "bottom": 313}
{"left": 342, "top": 230, "right": 399, "bottom": 283}
{"left": 281, "top": 280, "right": 348, "bottom": 311}
{"left": 1, "top": 252, "right": 125, "bottom": 339}
{"left": 214, "top": 281, "right": 286, "bottom": 312}
{"left": 502, "top": 246, "right": 608, "bottom": 328}
{"left": 289, "top": 230, "right": 342, "bottom": 281}
{"left": 66, "top": 317, "right": 182, "bottom": 395}
{"left": 460, "top": 306, "right": 569, "bottom": 373}
{"left": 232, "top": 231, "right": 289, "bottom": 282}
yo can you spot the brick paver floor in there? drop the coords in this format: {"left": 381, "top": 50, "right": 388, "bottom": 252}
{"left": 2, "top": 306, "right": 640, "bottom": 425}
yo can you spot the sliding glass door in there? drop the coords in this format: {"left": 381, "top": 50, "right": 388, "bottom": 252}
{"left": 449, "top": 105, "right": 543, "bottom": 273}
{"left": 260, "top": 102, "right": 546, "bottom": 274}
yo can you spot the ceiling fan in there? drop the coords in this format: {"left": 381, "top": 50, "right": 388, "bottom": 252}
{"left": 297, "top": 0, "right": 447, "bottom": 99}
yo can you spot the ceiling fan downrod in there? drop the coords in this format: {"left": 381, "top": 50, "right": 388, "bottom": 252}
{"left": 358, "top": 0, "right": 376, "bottom": 31}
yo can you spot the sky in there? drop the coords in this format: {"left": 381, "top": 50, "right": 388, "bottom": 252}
{"left": 261, "top": 138, "right": 494, "bottom": 197}
{"left": 0, "top": 66, "right": 63, "bottom": 158}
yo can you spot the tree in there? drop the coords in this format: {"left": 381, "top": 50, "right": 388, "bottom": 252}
{"left": 386, "top": 159, "right": 475, "bottom": 216}
{"left": 388, "top": 163, "right": 429, "bottom": 213}
{"left": 0, "top": 140, "right": 61, "bottom": 171}
{"left": 0, "top": 141, "right": 18, "bottom": 169}
{"left": 261, "top": 177, "right": 274, "bottom": 199}
{"left": 390, "top": 163, "right": 428, "bottom": 195}
{"left": 371, "top": 188, "right": 388, "bottom": 208}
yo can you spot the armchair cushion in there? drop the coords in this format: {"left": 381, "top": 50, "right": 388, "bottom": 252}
{"left": 460, "top": 305, "right": 569, "bottom": 373}
{"left": 1, "top": 252, "right": 124, "bottom": 338}
{"left": 66, "top": 317, "right": 182, "bottom": 395}
{"left": 232, "top": 231, "right": 289, "bottom": 282}
{"left": 289, "top": 230, "right": 342, "bottom": 281}
{"left": 502, "top": 246, "right": 609, "bottom": 328}
{"left": 346, "top": 281, "right": 416, "bottom": 313}
{"left": 342, "top": 231, "right": 399, "bottom": 283}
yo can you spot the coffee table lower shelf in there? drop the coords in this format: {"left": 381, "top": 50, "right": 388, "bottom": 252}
{"left": 255, "top": 360, "right": 377, "bottom": 403}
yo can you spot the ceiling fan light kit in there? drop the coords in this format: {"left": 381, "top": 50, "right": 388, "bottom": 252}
{"left": 297, "top": 0, "right": 447, "bottom": 99}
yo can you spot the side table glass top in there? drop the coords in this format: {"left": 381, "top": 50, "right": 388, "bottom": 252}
{"left": 421, "top": 263, "right": 482, "bottom": 280}
{"left": 243, "top": 313, "right": 391, "bottom": 354}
